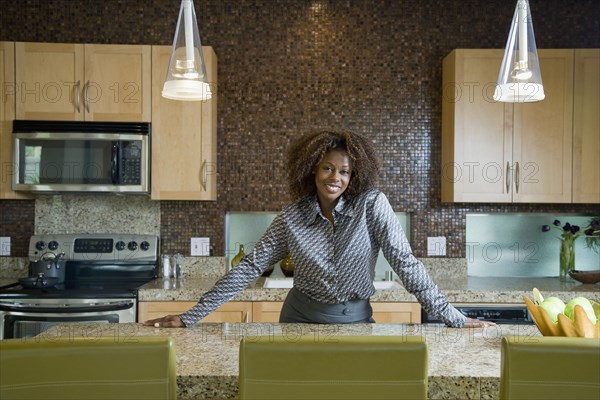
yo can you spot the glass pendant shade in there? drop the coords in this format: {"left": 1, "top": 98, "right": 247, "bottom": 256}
{"left": 494, "top": 0, "right": 544, "bottom": 102}
{"left": 162, "top": 0, "right": 212, "bottom": 101}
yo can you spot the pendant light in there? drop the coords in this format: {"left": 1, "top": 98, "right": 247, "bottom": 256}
{"left": 162, "top": 0, "right": 212, "bottom": 101}
{"left": 494, "top": 0, "right": 544, "bottom": 102}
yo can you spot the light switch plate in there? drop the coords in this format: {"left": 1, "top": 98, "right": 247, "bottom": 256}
{"left": 427, "top": 236, "right": 446, "bottom": 256}
{"left": 191, "top": 237, "right": 210, "bottom": 256}
{"left": 0, "top": 237, "right": 10, "bottom": 256}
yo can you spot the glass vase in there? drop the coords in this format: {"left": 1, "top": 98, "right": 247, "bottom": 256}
{"left": 559, "top": 238, "right": 575, "bottom": 281}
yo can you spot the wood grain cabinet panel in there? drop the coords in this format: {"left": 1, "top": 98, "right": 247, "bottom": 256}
{"left": 572, "top": 49, "right": 600, "bottom": 203}
{"left": 138, "top": 301, "right": 252, "bottom": 323}
{"left": 442, "top": 49, "right": 574, "bottom": 203}
{"left": 140, "top": 301, "right": 421, "bottom": 324}
{"left": 150, "top": 46, "right": 217, "bottom": 200}
{"left": 372, "top": 302, "right": 421, "bottom": 323}
{"left": 252, "top": 302, "right": 284, "bottom": 322}
{"left": 0, "top": 41, "right": 29, "bottom": 200}
{"left": 15, "top": 42, "right": 150, "bottom": 122}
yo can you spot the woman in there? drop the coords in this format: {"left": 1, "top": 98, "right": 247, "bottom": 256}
{"left": 144, "top": 131, "right": 492, "bottom": 328}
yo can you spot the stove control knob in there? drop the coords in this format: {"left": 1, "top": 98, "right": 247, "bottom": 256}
{"left": 140, "top": 241, "right": 150, "bottom": 251}
{"left": 48, "top": 241, "right": 59, "bottom": 251}
{"left": 127, "top": 241, "right": 138, "bottom": 251}
{"left": 115, "top": 241, "right": 126, "bottom": 251}
{"left": 35, "top": 241, "right": 46, "bottom": 251}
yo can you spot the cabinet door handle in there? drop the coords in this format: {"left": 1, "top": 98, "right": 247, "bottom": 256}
{"left": 84, "top": 80, "right": 91, "bottom": 113}
{"left": 505, "top": 162, "right": 511, "bottom": 193}
{"left": 201, "top": 160, "right": 207, "bottom": 191}
{"left": 243, "top": 311, "right": 249, "bottom": 323}
{"left": 515, "top": 162, "right": 520, "bottom": 194}
{"left": 75, "top": 80, "right": 81, "bottom": 113}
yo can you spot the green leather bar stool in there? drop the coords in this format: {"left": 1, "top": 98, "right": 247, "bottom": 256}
{"left": 500, "top": 336, "right": 600, "bottom": 400}
{"left": 239, "top": 335, "right": 428, "bottom": 400}
{"left": 0, "top": 336, "right": 177, "bottom": 400}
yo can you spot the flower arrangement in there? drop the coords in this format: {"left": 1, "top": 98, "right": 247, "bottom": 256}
{"left": 584, "top": 216, "right": 600, "bottom": 253}
{"left": 542, "top": 216, "right": 600, "bottom": 280}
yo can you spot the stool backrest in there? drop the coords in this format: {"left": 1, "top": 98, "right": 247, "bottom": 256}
{"left": 0, "top": 336, "right": 177, "bottom": 400}
{"left": 500, "top": 336, "right": 600, "bottom": 400}
{"left": 239, "top": 335, "right": 428, "bottom": 400}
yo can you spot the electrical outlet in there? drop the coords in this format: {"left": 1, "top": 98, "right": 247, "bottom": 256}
{"left": 427, "top": 237, "right": 446, "bottom": 256}
{"left": 0, "top": 237, "right": 10, "bottom": 256}
{"left": 191, "top": 237, "right": 210, "bottom": 256}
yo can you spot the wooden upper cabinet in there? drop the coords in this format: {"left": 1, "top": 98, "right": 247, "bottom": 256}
{"left": 572, "top": 49, "right": 600, "bottom": 204}
{"left": 442, "top": 49, "right": 574, "bottom": 203}
{"left": 0, "top": 41, "right": 29, "bottom": 199}
{"left": 15, "top": 42, "right": 150, "bottom": 122}
{"left": 83, "top": 44, "right": 151, "bottom": 121}
{"left": 15, "top": 42, "right": 83, "bottom": 120}
{"left": 441, "top": 49, "right": 510, "bottom": 202}
{"left": 512, "top": 50, "right": 573, "bottom": 203}
{"left": 150, "top": 45, "right": 217, "bottom": 201}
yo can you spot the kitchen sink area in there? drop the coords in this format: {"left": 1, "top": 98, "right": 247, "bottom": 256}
{"left": 262, "top": 277, "right": 403, "bottom": 290}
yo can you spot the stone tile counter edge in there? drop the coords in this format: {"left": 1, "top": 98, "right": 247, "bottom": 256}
{"left": 38, "top": 322, "right": 545, "bottom": 400}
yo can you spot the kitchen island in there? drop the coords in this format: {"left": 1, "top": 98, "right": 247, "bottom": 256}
{"left": 39, "top": 322, "right": 543, "bottom": 400}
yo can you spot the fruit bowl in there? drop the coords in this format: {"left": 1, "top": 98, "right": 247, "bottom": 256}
{"left": 568, "top": 269, "right": 600, "bottom": 284}
{"left": 524, "top": 296, "right": 599, "bottom": 339}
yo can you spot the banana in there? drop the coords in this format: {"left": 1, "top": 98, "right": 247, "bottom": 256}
{"left": 532, "top": 288, "right": 544, "bottom": 305}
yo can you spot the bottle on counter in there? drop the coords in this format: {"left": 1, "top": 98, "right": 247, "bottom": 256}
{"left": 280, "top": 253, "right": 295, "bottom": 277}
{"left": 173, "top": 253, "right": 184, "bottom": 279}
{"left": 161, "top": 254, "right": 171, "bottom": 280}
{"left": 231, "top": 245, "right": 245, "bottom": 268}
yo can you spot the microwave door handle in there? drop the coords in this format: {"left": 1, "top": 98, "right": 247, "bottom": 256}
{"left": 111, "top": 143, "right": 119, "bottom": 184}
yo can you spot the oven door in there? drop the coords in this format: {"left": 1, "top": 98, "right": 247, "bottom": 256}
{"left": 0, "top": 298, "right": 136, "bottom": 340}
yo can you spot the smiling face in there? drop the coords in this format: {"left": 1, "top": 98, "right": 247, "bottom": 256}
{"left": 313, "top": 149, "right": 352, "bottom": 214}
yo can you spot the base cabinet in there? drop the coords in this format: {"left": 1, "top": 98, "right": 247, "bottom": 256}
{"left": 372, "top": 302, "right": 421, "bottom": 323}
{"left": 138, "top": 301, "right": 252, "bottom": 323}
{"left": 252, "top": 302, "right": 284, "bottom": 323}
{"left": 141, "top": 301, "right": 423, "bottom": 324}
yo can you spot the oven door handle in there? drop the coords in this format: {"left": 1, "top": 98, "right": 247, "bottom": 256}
{"left": 0, "top": 301, "right": 134, "bottom": 313}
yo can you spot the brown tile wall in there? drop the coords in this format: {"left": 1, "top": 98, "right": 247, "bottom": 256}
{"left": 1, "top": 0, "right": 598, "bottom": 257}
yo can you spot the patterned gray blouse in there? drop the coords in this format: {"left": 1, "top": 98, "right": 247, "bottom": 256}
{"left": 179, "top": 189, "right": 467, "bottom": 327}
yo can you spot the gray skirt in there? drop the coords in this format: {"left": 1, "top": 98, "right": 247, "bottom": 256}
{"left": 279, "top": 287, "right": 375, "bottom": 324}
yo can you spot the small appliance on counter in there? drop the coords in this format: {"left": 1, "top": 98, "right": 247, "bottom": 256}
{"left": 0, "top": 233, "right": 159, "bottom": 339}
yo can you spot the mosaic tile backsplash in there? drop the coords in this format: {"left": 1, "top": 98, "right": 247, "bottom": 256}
{"left": 0, "top": 0, "right": 598, "bottom": 258}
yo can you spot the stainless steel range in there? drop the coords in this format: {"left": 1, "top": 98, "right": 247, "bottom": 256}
{"left": 0, "top": 234, "right": 158, "bottom": 339}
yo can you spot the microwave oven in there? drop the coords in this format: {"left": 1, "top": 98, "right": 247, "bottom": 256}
{"left": 12, "top": 120, "right": 150, "bottom": 194}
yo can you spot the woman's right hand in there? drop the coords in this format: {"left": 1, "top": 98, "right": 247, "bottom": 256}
{"left": 143, "top": 314, "right": 185, "bottom": 328}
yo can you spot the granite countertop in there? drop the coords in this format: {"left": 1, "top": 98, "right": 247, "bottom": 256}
{"left": 38, "top": 322, "right": 542, "bottom": 400}
{"left": 138, "top": 276, "right": 600, "bottom": 303}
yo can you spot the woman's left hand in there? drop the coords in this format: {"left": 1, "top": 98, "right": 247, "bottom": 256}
{"left": 463, "top": 317, "right": 496, "bottom": 328}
